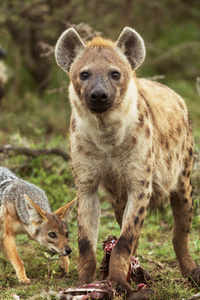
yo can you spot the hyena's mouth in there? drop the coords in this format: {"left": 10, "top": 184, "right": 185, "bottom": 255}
{"left": 90, "top": 107, "right": 111, "bottom": 113}
{"left": 87, "top": 101, "right": 113, "bottom": 113}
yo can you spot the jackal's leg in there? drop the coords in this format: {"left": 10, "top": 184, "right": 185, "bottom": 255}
{"left": 170, "top": 173, "right": 198, "bottom": 281}
{"left": 108, "top": 190, "right": 149, "bottom": 293}
{"left": 59, "top": 256, "right": 70, "bottom": 273}
{"left": 3, "top": 212, "right": 31, "bottom": 284}
{"left": 77, "top": 192, "right": 100, "bottom": 284}
{"left": 0, "top": 236, "right": 10, "bottom": 260}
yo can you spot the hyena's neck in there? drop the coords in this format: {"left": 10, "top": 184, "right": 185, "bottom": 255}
{"left": 71, "top": 78, "right": 139, "bottom": 149}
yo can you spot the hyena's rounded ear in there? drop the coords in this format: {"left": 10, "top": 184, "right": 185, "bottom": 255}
{"left": 115, "top": 27, "right": 146, "bottom": 70}
{"left": 55, "top": 28, "right": 85, "bottom": 72}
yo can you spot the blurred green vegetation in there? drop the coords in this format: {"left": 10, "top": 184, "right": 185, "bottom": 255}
{"left": 0, "top": 0, "right": 200, "bottom": 299}
{"left": 0, "top": 0, "right": 200, "bottom": 145}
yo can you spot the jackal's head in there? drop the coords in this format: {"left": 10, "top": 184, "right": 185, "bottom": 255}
{"left": 55, "top": 27, "right": 145, "bottom": 114}
{"left": 24, "top": 195, "right": 75, "bottom": 256}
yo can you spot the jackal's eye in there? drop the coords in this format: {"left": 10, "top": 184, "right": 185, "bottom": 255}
{"left": 80, "top": 72, "right": 89, "bottom": 80}
{"left": 48, "top": 232, "right": 57, "bottom": 238}
{"left": 111, "top": 71, "right": 120, "bottom": 80}
{"left": 65, "top": 232, "right": 69, "bottom": 238}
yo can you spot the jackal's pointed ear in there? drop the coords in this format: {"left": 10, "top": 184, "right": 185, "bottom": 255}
{"left": 55, "top": 28, "right": 85, "bottom": 72}
{"left": 115, "top": 27, "right": 146, "bottom": 70}
{"left": 24, "top": 194, "right": 47, "bottom": 223}
{"left": 54, "top": 198, "right": 76, "bottom": 222}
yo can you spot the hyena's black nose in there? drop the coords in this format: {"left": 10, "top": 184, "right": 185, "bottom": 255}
{"left": 90, "top": 87, "right": 108, "bottom": 103}
{"left": 65, "top": 247, "right": 72, "bottom": 256}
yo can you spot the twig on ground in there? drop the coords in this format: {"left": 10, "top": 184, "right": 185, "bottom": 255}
{"left": 141, "top": 255, "right": 164, "bottom": 269}
{"left": 0, "top": 145, "right": 69, "bottom": 161}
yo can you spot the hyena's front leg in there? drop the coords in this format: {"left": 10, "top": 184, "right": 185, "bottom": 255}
{"left": 108, "top": 190, "right": 149, "bottom": 292}
{"left": 77, "top": 191, "right": 101, "bottom": 284}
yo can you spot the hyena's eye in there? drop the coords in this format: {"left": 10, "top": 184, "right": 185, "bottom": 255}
{"left": 80, "top": 72, "right": 90, "bottom": 80}
{"left": 111, "top": 71, "right": 120, "bottom": 80}
{"left": 48, "top": 232, "right": 57, "bottom": 238}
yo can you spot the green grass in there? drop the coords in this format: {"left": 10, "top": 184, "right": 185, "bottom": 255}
{"left": 0, "top": 199, "right": 199, "bottom": 299}
{"left": 0, "top": 150, "right": 200, "bottom": 299}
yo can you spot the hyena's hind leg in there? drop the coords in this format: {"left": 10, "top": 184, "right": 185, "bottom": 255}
{"left": 112, "top": 197, "right": 126, "bottom": 228}
{"left": 112, "top": 197, "right": 139, "bottom": 255}
{"left": 170, "top": 171, "right": 200, "bottom": 284}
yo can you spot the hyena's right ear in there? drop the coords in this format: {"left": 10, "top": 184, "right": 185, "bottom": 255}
{"left": 55, "top": 28, "right": 85, "bottom": 72}
{"left": 24, "top": 194, "right": 47, "bottom": 223}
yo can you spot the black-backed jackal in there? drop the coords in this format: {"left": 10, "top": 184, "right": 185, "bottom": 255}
{"left": 0, "top": 167, "right": 75, "bottom": 284}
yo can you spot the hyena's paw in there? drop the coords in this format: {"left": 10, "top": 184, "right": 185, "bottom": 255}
{"left": 78, "top": 274, "right": 95, "bottom": 286}
{"left": 109, "top": 278, "right": 133, "bottom": 295}
{"left": 78, "top": 256, "right": 97, "bottom": 285}
{"left": 115, "top": 282, "right": 134, "bottom": 294}
{"left": 19, "top": 277, "right": 31, "bottom": 284}
{"left": 189, "top": 265, "right": 200, "bottom": 286}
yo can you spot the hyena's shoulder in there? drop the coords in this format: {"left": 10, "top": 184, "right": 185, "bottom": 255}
{"left": 137, "top": 78, "right": 187, "bottom": 108}
{"left": 136, "top": 78, "right": 189, "bottom": 128}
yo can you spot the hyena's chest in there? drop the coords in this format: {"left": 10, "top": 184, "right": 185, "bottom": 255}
{"left": 101, "top": 158, "right": 131, "bottom": 197}
{"left": 81, "top": 134, "right": 150, "bottom": 196}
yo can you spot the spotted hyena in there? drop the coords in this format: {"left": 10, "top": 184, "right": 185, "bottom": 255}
{"left": 55, "top": 27, "right": 200, "bottom": 292}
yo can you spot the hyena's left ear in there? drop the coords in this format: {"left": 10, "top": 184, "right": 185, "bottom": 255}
{"left": 115, "top": 27, "right": 146, "bottom": 70}
{"left": 55, "top": 28, "right": 85, "bottom": 72}
{"left": 24, "top": 194, "right": 47, "bottom": 223}
{"left": 54, "top": 198, "right": 76, "bottom": 222}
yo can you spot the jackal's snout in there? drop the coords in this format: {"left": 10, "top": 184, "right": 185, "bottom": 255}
{"left": 49, "top": 244, "right": 72, "bottom": 256}
{"left": 64, "top": 246, "right": 72, "bottom": 256}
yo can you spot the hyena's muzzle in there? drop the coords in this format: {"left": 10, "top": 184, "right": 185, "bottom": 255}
{"left": 83, "top": 75, "right": 115, "bottom": 113}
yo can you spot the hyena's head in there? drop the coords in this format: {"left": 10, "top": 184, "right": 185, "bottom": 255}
{"left": 55, "top": 27, "right": 145, "bottom": 114}
{"left": 24, "top": 195, "right": 76, "bottom": 256}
